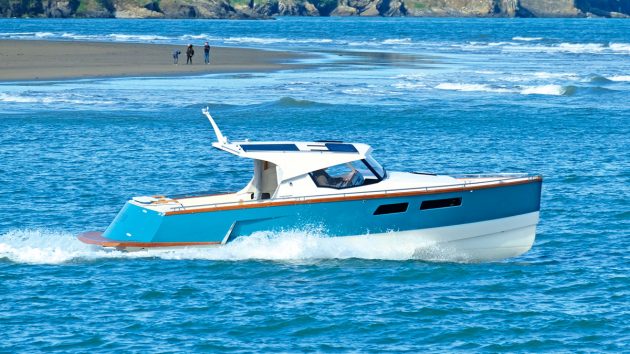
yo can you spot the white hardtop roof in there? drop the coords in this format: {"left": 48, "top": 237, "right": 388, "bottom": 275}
{"left": 203, "top": 109, "right": 373, "bottom": 181}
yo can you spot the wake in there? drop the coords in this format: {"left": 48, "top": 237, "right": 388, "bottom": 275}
{"left": 0, "top": 228, "right": 467, "bottom": 265}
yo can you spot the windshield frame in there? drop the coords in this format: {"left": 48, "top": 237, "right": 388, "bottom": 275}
{"left": 309, "top": 159, "right": 385, "bottom": 190}
{"left": 364, "top": 155, "right": 386, "bottom": 179}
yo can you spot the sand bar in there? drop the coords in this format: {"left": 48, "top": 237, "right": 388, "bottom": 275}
{"left": 0, "top": 40, "right": 309, "bottom": 81}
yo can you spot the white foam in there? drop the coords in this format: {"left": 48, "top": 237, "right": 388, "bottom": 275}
{"left": 503, "top": 42, "right": 607, "bottom": 54}
{"left": 34, "top": 32, "right": 55, "bottom": 38}
{"left": 0, "top": 93, "right": 114, "bottom": 105}
{"left": 382, "top": 38, "right": 412, "bottom": 45}
{"left": 0, "top": 229, "right": 112, "bottom": 264}
{"left": 435, "top": 83, "right": 513, "bottom": 93}
{"left": 610, "top": 43, "right": 630, "bottom": 53}
{"left": 392, "top": 82, "right": 427, "bottom": 89}
{"left": 0, "top": 229, "right": 465, "bottom": 264}
{"left": 608, "top": 75, "right": 630, "bottom": 82}
{"left": 512, "top": 37, "right": 543, "bottom": 41}
{"left": 520, "top": 84, "right": 566, "bottom": 96}
{"left": 223, "top": 36, "right": 333, "bottom": 45}
{"left": 0, "top": 93, "right": 38, "bottom": 103}
{"left": 108, "top": 34, "right": 169, "bottom": 42}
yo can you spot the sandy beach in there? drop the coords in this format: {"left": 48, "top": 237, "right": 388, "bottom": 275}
{"left": 0, "top": 40, "right": 308, "bottom": 81}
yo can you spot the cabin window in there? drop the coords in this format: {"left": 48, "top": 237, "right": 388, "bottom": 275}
{"left": 374, "top": 203, "right": 408, "bottom": 215}
{"left": 420, "top": 197, "right": 462, "bottom": 210}
{"left": 310, "top": 160, "right": 381, "bottom": 189}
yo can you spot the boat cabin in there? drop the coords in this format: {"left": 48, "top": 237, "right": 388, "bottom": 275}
{"left": 132, "top": 110, "right": 388, "bottom": 210}
{"left": 214, "top": 140, "right": 387, "bottom": 200}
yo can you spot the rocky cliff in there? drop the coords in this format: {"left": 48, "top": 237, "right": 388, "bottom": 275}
{"left": 1, "top": 0, "right": 628, "bottom": 18}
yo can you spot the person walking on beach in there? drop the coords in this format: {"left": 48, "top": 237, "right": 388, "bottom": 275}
{"left": 172, "top": 49, "right": 181, "bottom": 65}
{"left": 186, "top": 44, "right": 194, "bottom": 64}
{"left": 203, "top": 42, "right": 211, "bottom": 64}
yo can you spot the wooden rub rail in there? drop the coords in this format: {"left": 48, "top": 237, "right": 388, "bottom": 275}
{"left": 164, "top": 175, "right": 542, "bottom": 216}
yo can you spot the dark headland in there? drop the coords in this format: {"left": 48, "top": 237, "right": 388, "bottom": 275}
{"left": 1, "top": 0, "right": 629, "bottom": 19}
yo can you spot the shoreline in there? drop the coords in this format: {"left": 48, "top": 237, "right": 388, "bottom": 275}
{"left": 0, "top": 40, "right": 311, "bottom": 82}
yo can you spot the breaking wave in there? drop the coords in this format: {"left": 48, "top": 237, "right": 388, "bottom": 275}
{"left": 435, "top": 83, "right": 513, "bottom": 93}
{"left": 512, "top": 36, "right": 543, "bottom": 41}
{"left": 608, "top": 75, "right": 630, "bottom": 82}
{"left": 435, "top": 83, "right": 582, "bottom": 96}
{"left": 520, "top": 84, "right": 574, "bottom": 96}
{"left": 0, "top": 229, "right": 467, "bottom": 265}
{"left": 274, "top": 96, "right": 321, "bottom": 107}
{"left": 0, "top": 93, "right": 116, "bottom": 105}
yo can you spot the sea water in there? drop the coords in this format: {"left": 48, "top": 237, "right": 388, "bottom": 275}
{"left": 0, "top": 18, "right": 628, "bottom": 351}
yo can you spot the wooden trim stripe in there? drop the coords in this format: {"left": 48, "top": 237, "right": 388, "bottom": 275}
{"left": 165, "top": 176, "right": 542, "bottom": 216}
{"left": 77, "top": 232, "right": 220, "bottom": 248}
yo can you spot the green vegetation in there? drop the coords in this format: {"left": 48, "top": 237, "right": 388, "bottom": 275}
{"left": 230, "top": 0, "right": 251, "bottom": 6}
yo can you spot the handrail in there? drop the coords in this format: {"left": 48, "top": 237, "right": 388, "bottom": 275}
{"left": 166, "top": 174, "right": 541, "bottom": 212}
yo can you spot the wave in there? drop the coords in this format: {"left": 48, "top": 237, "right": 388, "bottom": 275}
{"left": 589, "top": 75, "right": 613, "bottom": 84}
{"left": 382, "top": 38, "right": 412, "bottom": 45}
{"left": 520, "top": 84, "right": 574, "bottom": 96}
{"left": 274, "top": 96, "right": 321, "bottom": 107}
{"left": 0, "top": 228, "right": 468, "bottom": 265}
{"left": 609, "top": 43, "right": 630, "bottom": 54}
{"left": 435, "top": 83, "right": 514, "bottom": 94}
{"left": 435, "top": 83, "right": 583, "bottom": 96}
{"left": 532, "top": 72, "right": 579, "bottom": 80}
{"left": 512, "top": 37, "right": 543, "bottom": 41}
{"left": 501, "top": 42, "right": 630, "bottom": 55}
{"left": 0, "top": 93, "right": 115, "bottom": 105}
{"left": 608, "top": 75, "right": 630, "bottom": 82}
{"left": 223, "top": 36, "right": 334, "bottom": 45}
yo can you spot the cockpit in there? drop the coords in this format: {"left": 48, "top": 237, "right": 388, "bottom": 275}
{"left": 309, "top": 155, "right": 386, "bottom": 189}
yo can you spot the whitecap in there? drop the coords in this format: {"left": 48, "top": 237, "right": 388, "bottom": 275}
{"left": 33, "top": 32, "right": 55, "bottom": 38}
{"left": 608, "top": 75, "right": 630, "bottom": 82}
{"left": 610, "top": 43, "right": 630, "bottom": 54}
{"left": 108, "top": 33, "right": 170, "bottom": 42}
{"left": 435, "top": 83, "right": 513, "bottom": 93}
{"left": 512, "top": 36, "right": 543, "bottom": 41}
{"left": 392, "top": 82, "right": 426, "bottom": 89}
{"left": 520, "top": 84, "right": 566, "bottom": 96}
{"left": 382, "top": 38, "right": 412, "bottom": 45}
{"left": 0, "top": 93, "right": 39, "bottom": 103}
{"left": 532, "top": 72, "right": 580, "bottom": 80}
{"left": 503, "top": 42, "right": 606, "bottom": 54}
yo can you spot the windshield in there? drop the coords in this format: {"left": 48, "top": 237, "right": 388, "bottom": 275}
{"left": 310, "top": 160, "right": 382, "bottom": 189}
{"left": 365, "top": 155, "right": 385, "bottom": 179}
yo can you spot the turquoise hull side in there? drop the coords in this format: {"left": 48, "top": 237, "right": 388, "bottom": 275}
{"left": 103, "top": 180, "right": 542, "bottom": 244}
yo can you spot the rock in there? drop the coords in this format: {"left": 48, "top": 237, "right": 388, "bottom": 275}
{"left": 360, "top": 4, "right": 379, "bottom": 16}
{"left": 518, "top": 0, "right": 581, "bottom": 17}
{"left": 379, "top": 0, "right": 407, "bottom": 16}
{"left": 158, "top": 0, "right": 248, "bottom": 18}
{"left": 331, "top": 5, "right": 358, "bottom": 15}
{"left": 303, "top": 2, "right": 319, "bottom": 15}
{"left": 45, "top": 0, "right": 75, "bottom": 17}
{"left": 2, "top": 0, "right": 630, "bottom": 18}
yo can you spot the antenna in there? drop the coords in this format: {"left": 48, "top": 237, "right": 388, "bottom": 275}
{"left": 202, "top": 107, "right": 228, "bottom": 144}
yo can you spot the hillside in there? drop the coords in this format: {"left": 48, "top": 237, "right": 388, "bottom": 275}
{"left": 1, "top": 0, "right": 628, "bottom": 18}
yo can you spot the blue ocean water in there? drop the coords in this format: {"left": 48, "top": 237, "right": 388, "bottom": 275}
{"left": 0, "top": 18, "right": 629, "bottom": 351}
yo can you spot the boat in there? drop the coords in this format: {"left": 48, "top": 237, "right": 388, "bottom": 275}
{"left": 78, "top": 108, "right": 542, "bottom": 261}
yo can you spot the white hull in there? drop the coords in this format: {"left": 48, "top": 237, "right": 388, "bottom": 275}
{"left": 346, "top": 212, "right": 539, "bottom": 262}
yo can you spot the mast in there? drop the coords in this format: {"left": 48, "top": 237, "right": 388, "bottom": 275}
{"left": 202, "top": 107, "right": 228, "bottom": 145}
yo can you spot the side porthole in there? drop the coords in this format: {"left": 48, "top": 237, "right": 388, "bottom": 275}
{"left": 420, "top": 197, "right": 462, "bottom": 210}
{"left": 374, "top": 202, "right": 409, "bottom": 215}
